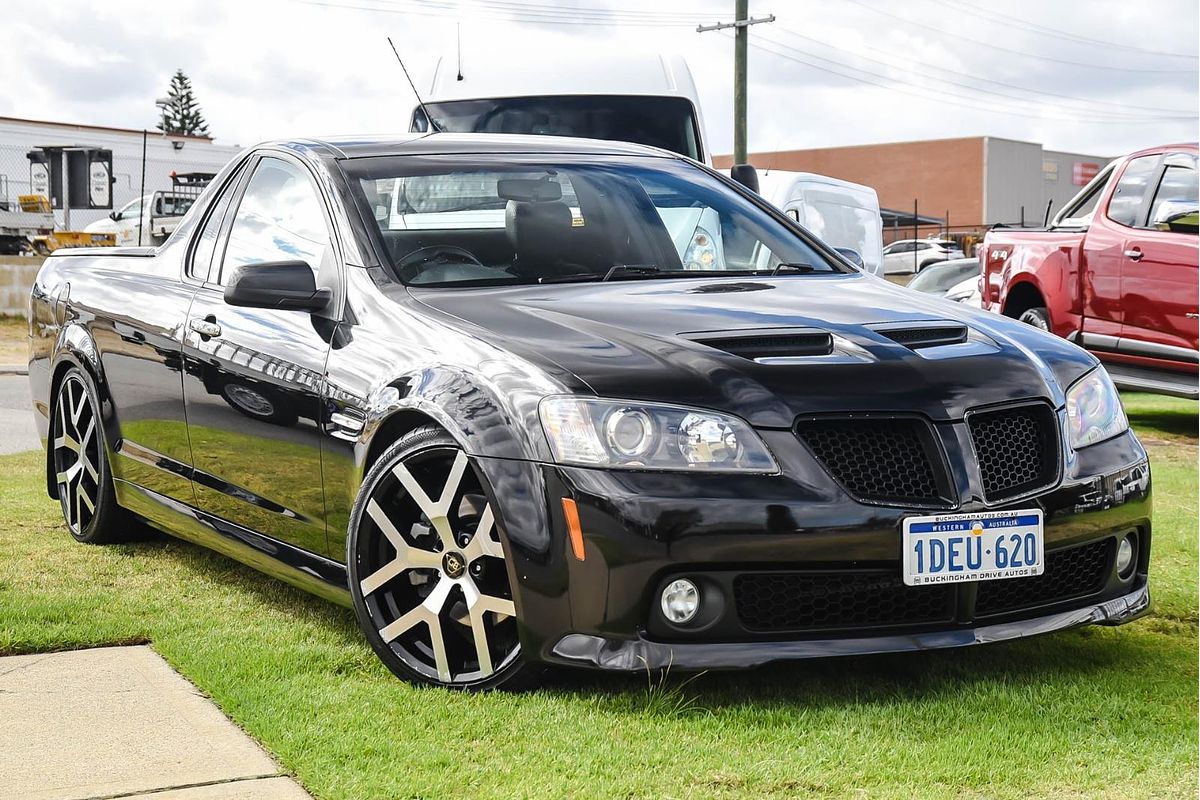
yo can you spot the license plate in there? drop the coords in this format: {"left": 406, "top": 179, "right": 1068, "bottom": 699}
{"left": 902, "top": 509, "right": 1044, "bottom": 586}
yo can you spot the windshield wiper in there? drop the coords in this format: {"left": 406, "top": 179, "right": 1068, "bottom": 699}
{"left": 538, "top": 265, "right": 662, "bottom": 284}
{"left": 602, "top": 264, "right": 660, "bottom": 281}
{"left": 769, "top": 262, "right": 816, "bottom": 276}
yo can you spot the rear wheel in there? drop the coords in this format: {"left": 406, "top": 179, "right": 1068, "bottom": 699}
{"left": 1018, "top": 307, "right": 1051, "bottom": 331}
{"left": 347, "top": 427, "right": 537, "bottom": 690}
{"left": 51, "top": 368, "right": 125, "bottom": 543}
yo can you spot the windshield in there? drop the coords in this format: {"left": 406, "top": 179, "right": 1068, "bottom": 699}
{"left": 907, "top": 259, "right": 980, "bottom": 293}
{"left": 348, "top": 155, "right": 843, "bottom": 287}
{"left": 415, "top": 95, "right": 701, "bottom": 161}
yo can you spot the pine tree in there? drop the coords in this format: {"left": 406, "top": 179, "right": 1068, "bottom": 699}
{"left": 156, "top": 69, "right": 210, "bottom": 137}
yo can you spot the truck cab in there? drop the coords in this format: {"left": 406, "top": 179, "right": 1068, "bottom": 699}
{"left": 981, "top": 144, "right": 1198, "bottom": 398}
{"left": 754, "top": 170, "right": 884, "bottom": 276}
{"left": 410, "top": 53, "right": 709, "bottom": 164}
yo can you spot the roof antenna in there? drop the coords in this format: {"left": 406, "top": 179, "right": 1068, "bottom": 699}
{"left": 387, "top": 36, "right": 441, "bottom": 132}
{"left": 456, "top": 22, "right": 464, "bottom": 81}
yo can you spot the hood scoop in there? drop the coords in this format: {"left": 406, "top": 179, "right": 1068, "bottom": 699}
{"left": 685, "top": 328, "right": 834, "bottom": 360}
{"left": 870, "top": 322, "right": 969, "bottom": 350}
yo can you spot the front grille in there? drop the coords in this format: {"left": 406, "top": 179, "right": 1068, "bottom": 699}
{"left": 968, "top": 404, "right": 1058, "bottom": 501}
{"left": 734, "top": 572, "right": 955, "bottom": 632}
{"left": 795, "top": 418, "right": 950, "bottom": 506}
{"left": 975, "top": 539, "right": 1112, "bottom": 617}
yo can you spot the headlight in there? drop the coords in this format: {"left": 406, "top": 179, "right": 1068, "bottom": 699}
{"left": 682, "top": 227, "right": 718, "bottom": 270}
{"left": 539, "top": 396, "right": 778, "bottom": 472}
{"left": 1065, "top": 368, "right": 1128, "bottom": 449}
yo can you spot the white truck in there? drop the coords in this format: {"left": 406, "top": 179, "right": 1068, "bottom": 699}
{"left": 412, "top": 53, "right": 711, "bottom": 164}
{"left": 755, "top": 170, "right": 884, "bottom": 276}
{"left": 84, "top": 173, "right": 212, "bottom": 246}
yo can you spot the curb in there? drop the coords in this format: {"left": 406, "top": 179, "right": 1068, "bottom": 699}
{"left": 0, "top": 364, "right": 28, "bottom": 376}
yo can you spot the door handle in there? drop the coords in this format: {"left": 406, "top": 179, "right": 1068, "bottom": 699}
{"left": 1123, "top": 248, "right": 1143, "bottom": 261}
{"left": 188, "top": 316, "right": 222, "bottom": 339}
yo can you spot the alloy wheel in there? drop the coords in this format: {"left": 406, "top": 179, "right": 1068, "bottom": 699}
{"left": 53, "top": 374, "right": 102, "bottom": 536}
{"left": 355, "top": 446, "right": 520, "bottom": 686}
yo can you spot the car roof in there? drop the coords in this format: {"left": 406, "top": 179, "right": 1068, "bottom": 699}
{"left": 283, "top": 132, "right": 682, "bottom": 161}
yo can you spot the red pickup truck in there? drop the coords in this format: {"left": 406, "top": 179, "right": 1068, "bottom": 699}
{"left": 981, "top": 143, "right": 1199, "bottom": 398}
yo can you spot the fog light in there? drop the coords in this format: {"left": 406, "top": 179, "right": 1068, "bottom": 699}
{"left": 1116, "top": 535, "right": 1136, "bottom": 578}
{"left": 661, "top": 579, "right": 700, "bottom": 624}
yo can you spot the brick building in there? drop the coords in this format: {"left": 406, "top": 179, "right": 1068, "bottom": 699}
{"left": 716, "top": 136, "right": 1111, "bottom": 241}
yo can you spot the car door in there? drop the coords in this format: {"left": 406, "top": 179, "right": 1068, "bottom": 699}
{"left": 882, "top": 241, "right": 910, "bottom": 273}
{"left": 181, "top": 153, "right": 338, "bottom": 555}
{"left": 1119, "top": 152, "right": 1199, "bottom": 363}
{"left": 1082, "top": 154, "right": 1161, "bottom": 340}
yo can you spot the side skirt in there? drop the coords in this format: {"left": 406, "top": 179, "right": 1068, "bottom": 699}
{"left": 114, "top": 478, "right": 352, "bottom": 608}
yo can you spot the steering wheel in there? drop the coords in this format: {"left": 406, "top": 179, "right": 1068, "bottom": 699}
{"left": 396, "top": 245, "right": 485, "bottom": 283}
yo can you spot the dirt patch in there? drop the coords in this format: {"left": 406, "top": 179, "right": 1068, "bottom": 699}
{"left": 0, "top": 316, "right": 27, "bottom": 365}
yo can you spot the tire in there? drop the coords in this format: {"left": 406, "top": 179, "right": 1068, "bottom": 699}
{"left": 219, "top": 381, "right": 299, "bottom": 427}
{"left": 1018, "top": 307, "right": 1051, "bottom": 331}
{"left": 347, "top": 426, "right": 539, "bottom": 690}
{"left": 50, "top": 367, "right": 127, "bottom": 544}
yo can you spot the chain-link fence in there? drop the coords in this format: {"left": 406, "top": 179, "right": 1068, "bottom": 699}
{"left": 0, "top": 134, "right": 241, "bottom": 232}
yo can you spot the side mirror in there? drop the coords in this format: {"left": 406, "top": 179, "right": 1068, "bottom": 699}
{"left": 224, "top": 261, "right": 331, "bottom": 312}
{"left": 834, "top": 247, "right": 865, "bottom": 269}
{"left": 109, "top": 211, "right": 119, "bottom": 221}
{"left": 1151, "top": 201, "right": 1199, "bottom": 234}
{"left": 730, "top": 163, "right": 760, "bottom": 193}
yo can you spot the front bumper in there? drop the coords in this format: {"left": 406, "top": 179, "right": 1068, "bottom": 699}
{"left": 475, "top": 426, "right": 1152, "bottom": 671}
{"left": 550, "top": 583, "right": 1150, "bottom": 671}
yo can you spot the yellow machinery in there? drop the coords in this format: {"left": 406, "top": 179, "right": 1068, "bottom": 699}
{"left": 17, "top": 195, "right": 115, "bottom": 254}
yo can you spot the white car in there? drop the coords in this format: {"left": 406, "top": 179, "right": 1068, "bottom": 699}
{"left": 881, "top": 238, "right": 964, "bottom": 274}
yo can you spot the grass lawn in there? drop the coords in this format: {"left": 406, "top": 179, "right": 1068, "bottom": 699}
{"left": 0, "top": 394, "right": 1195, "bottom": 799}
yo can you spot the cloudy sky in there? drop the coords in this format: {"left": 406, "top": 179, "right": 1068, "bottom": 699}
{"left": 3, "top": 0, "right": 1197, "bottom": 157}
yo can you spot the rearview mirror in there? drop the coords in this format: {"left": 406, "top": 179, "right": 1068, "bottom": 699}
{"left": 224, "top": 261, "right": 331, "bottom": 312}
{"left": 730, "top": 163, "right": 760, "bottom": 193}
{"left": 834, "top": 247, "right": 865, "bottom": 269}
{"left": 1151, "top": 201, "right": 1199, "bottom": 234}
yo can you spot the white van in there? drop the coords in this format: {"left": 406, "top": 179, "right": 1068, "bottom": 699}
{"left": 755, "top": 170, "right": 884, "bottom": 276}
{"left": 411, "top": 53, "right": 711, "bottom": 164}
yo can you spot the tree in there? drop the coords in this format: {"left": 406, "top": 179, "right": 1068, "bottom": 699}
{"left": 156, "top": 69, "right": 210, "bottom": 137}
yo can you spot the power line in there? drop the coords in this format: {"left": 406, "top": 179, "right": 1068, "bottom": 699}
{"left": 928, "top": 0, "right": 1199, "bottom": 60}
{"left": 741, "top": 32, "right": 1191, "bottom": 125}
{"left": 771, "top": 25, "right": 1194, "bottom": 117}
{"left": 839, "top": 0, "right": 1196, "bottom": 74}
{"left": 300, "top": 0, "right": 700, "bottom": 26}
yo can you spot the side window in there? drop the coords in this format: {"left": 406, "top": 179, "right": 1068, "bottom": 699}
{"left": 1148, "top": 157, "right": 1198, "bottom": 234}
{"left": 1106, "top": 155, "right": 1160, "bottom": 227}
{"left": 118, "top": 198, "right": 142, "bottom": 221}
{"left": 188, "top": 174, "right": 242, "bottom": 282}
{"left": 1056, "top": 167, "right": 1111, "bottom": 227}
{"left": 218, "top": 157, "right": 331, "bottom": 285}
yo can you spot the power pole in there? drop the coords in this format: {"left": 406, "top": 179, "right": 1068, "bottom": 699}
{"left": 698, "top": 2, "right": 775, "bottom": 165}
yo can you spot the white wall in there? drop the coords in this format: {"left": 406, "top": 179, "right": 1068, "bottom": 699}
{"left": 0, "top": 118, "right": 242, "bottom": 230}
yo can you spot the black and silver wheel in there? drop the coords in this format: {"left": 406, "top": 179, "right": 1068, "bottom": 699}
{"left": 1018, "top": 306, "right": 1051, "bottom": 331}
{"left": 51, "top": 368, "right": 123, "bottom": 543}
{"left": 348, "top": 427, "right": 535, "bottom": 690}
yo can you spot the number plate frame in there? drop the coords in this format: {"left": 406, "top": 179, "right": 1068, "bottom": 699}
{"left": 902, "top": 508, "right": 1045, "bottom": 587}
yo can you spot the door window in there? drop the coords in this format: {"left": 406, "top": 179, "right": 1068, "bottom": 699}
{"left": 118, "top": 198, "right": 142, "bottom": 220}
{"left": 188, "top": 172, "right": 243, "bottom": 283}
{"left": 218, "top": 157, "right": 332, "bottom": 284}
{"left": 1106, "top": 155, "right": 1160, "bottom": 228}
{"left": 1148, "top": 158, "right": 1199, "bottom": 234}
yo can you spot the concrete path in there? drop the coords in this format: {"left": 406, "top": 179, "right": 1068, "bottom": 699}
{"left": 0, "top": 373, "right": 40, "bottom": 454}
{"left": 0, "top": 646, "right": 311, "bottom": 800}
